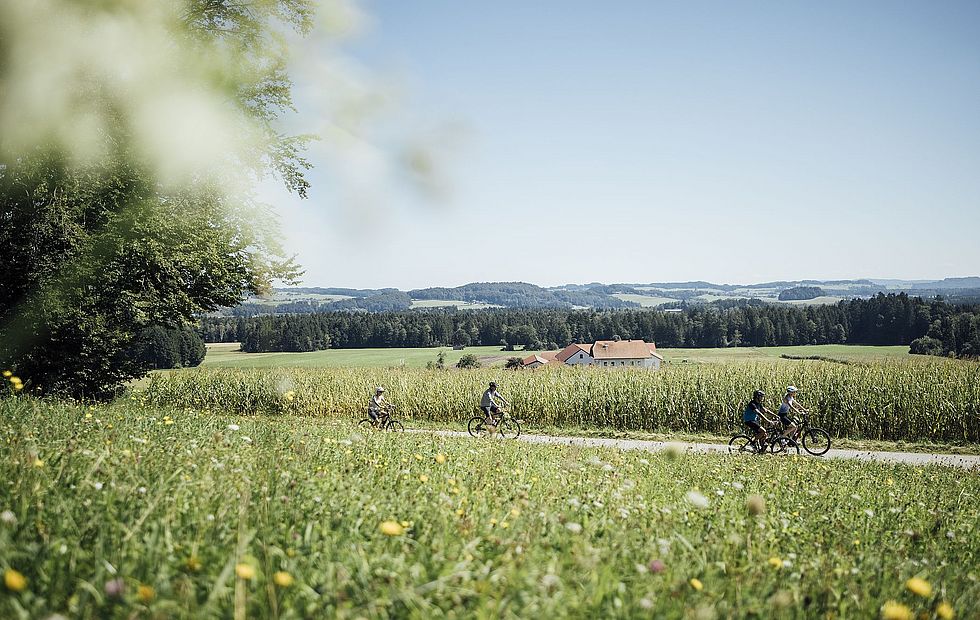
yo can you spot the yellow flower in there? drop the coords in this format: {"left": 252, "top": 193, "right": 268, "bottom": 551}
{"left": 904, "top": 577, "right": 931, "bottom": 597}
{"left": 689, "top": 578, "right": 703, "bottom": 591}
{"left": 768, "top": 557, "right": 783, "bottom": 569}
{"left": 880, "top": 601, "right": 912, "bottom": 620}
{"left": 380, "top": 520, "right": 404, "bottom": 536}
{"left": 273, "top": 571, "right": 293, "bottom": 587}
{"left": 235, "top": 564, "right": 256, "bottom": 580}
{"left": 4, "top": 569, "right": 27, "bottom": 592}
{"left": 283, "top": 391, "right": 295, "bottom": 402}
{"left": 414, "top": 453, "right": 423, "bottom": 461}
{"left": 419, "top": 475, "right": 429, "bottom": 483}
{"left": 185, "top": 556, "right": 202, "bottom": 572}
{"left": 32, "top": 459, "right": 44, "bottom": 468}
{"left": 455, "top": 508, "right": 465, "bottom": 517}
{"left": 510, "top": 508, "right": 520, "bottom": 518}
{"left": 137, "top": 584, "right": 155, "bottom": 602}
{"left": 937, "top": 601, "right": 955, "bottom": 619}
{"left": 2, "top": 370, "right": 11, "bottom": 378}
{"left": 435, "top": 453, "right": 447, "bottom": 464}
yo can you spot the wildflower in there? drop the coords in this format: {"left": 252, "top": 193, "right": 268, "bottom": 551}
{"left": 510, "top": 508, "right": 520, "bottom": 517}
{"left": 184, "top": 556, "right": 202, "bottom": 572}
{"left": 768, "top": 557, "right": 783, "bottom": 569}
{"left": 639, "top": 597, "right": 654, "bottom": 609}
{"left": 283, "top": 391, "right": 295, "bottom": 402}
{"left": 689, "top": 578, "right": 703, "bottom": 591}
{"left": 1, "top": 370, "right": 10, "bottom": 377}
{"left": 94, "top": 482, "right": 103, "bottom": 491}
{"left": 418, "top": 475, "right": 429, "bottom": 483}
{"left": 4, "top": 569, "right": 27, "bottom": 592}
{"left": 685, "top": 490, "right": 709, "bottom": 509}
{"left": 273, "top": 571, "right": 293, "bottom": 587}
{"left": 227, "top": 424, "right": 240, "bottom": 431}
{"left": 905, "top": 577, "right": 931, "bottom": 597}
{"left": 936, "top": 601, "right": 954, "bottom": 619}
{"left": 1, "top": 510, "right": 15, "bottom": 525}
{"left": 136, "top": 584, "right": 155, "bottom": 603}
{"left": 32, "top": 459, "right": 44, "bottom": 468}
{"left": 746, "top": 495, "right": 766, "bottom": 515}
{"left": 880, "top": 601, "right": 912, "bottom": 620}
{"left": 541, "top": 574, "right": 561, "bottom": 590}
{"left": 648, "top": 559, "right": 666, "bottom": 573}
{"left": 435, "top": 453, "right": 447, "bottom": 464}
{"left": 104, "top": 578, "right": 125, "bottom": 599}
{"left": 235, "top": 564, "right": 256, "bottom": 580}
{"left": 241, "top": 436, "right": 252, "bottom": 444}
{"left": 565, "top": 522, "right": 583, "bottom": 534}
{"left": 380, "top": 520, "right": 405, "bottom": 536}
{"left": 400, "top": 520, "right": 410, "bottom": 528}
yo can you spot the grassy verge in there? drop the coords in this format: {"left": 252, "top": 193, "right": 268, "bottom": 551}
{"left": 1, "top": 398, "right": 977, "bottom": 619}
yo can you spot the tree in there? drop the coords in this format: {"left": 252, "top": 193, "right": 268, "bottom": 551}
{"left": 0, "top": 0, "right": 313, "bottom": 398}
{"left": 504, "top": 357, "right": 523, "bottom": 369}
{"left": 456, "top": 354, "right": 481, "bottom": 369}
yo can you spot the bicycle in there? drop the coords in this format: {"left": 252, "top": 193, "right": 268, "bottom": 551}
{"left": 357, "top": 405, "right": 405, "bottom": 432}
{"left": 780, "top": 411, "right": 831, "bottom": 456}
{"left": 729, "top": 421, "right": 800, "bottom": 455}
{"left": 467, "top": 407, "right": 521, "bottom": 439}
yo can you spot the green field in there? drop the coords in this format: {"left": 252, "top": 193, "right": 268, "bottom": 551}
{"left": 1, "top": 398, "right": 976, "bottom": 619}
{"left": 408, "top": 300, "right": 500, "bottom": 310}
{"left": 201, "top": 343, "right": 533, "bottom": 369}
{"left": 201, "top": 343, "right": 910, "bottom": 369}
{"left": 611, "top": 293, "right": 677, "bottom": 307}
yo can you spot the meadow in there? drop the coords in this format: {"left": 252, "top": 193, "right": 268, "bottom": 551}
{"left": 143, "top": 357, "right": 980, "bottom": 445}
{"left": 1, "top": 398, "right": 976, "bottom": 619}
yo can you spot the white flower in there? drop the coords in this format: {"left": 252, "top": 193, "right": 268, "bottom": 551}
{"left": 227, "top": 424, "right": 240, "bottom": 431}
{"left": 638, "top": 458, "right": 650, "bottom": 465}
{"left": 93, "top": 482, "right": 103, "bottom": 491}
{"left": 541, "top": 574, "right": 562, "bottom": 589}
{"left": 241, "top": 436, "right": 252, "bottom": 444}
{"left": 206, "top": 514, "right": 215, "bottom": 521}
{"left": 0, "top": 510, "right": 16, "bottom": 525}
{"left": 863, "top": 509, "right": 874, "bottom": 517}
{"left": 732, "top": 482, "right": 744, "bottom": 490}
{"left": 685, "top": 490, "right": 709, "bottom": 509}
{"left": 138, "top": 487, "right": 147, "bottom": 494}
{"left": 565, "top": 522, "right": 583, "bottom": 534}
{"left": 716, "top": 490, "right": 725, "bottom": 497}
{"left": 602, "top": 464, "right": 615, "bottom": 472}
{"left": 635, "top": 563, "right": 648, "bottom": 574}
{"left": 640, "top": 598, "right": 654, "bottom": 610}
{"left": 568, "top": 497, "right": 581, "bottom": 508}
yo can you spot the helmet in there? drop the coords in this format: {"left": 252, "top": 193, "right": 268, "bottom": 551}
{"left": 753, "top": 390, "right": 766, "bottom": 400}
{"left": 489, "top": 381, "right": 497, "bottom": 389}
{"left": 375, "top": 386, "right": 385, "bottom": 393}
{"left": 786, "top": 386, "right": 798, "bottom": 393}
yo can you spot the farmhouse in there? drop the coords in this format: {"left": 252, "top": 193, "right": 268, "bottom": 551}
{"left": 524, "top": 340, "right": 663, "bottom": 370}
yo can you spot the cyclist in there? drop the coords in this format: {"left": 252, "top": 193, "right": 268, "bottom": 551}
{"left": 743, "top": 390, "right": 777, "bottom": 453}
{"left": 778, "top": 386, "right": 807, "bottom": 442}
{"left": 367, "top": 386, "right": 389, "bottom": 426}
{"left": 480, "top": 381, "right": 510, "bottom": 423}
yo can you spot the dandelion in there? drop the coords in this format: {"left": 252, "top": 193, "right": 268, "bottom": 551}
{"left": 689, "top": 578, "right": 703, "bottom": 591}
{"left": 185, "top": 556, "right": 202, "bottom": 572}
{"left": 937, "top": 601, "right": 955, "bottom": 619}
{"left": 380, "top": 520, "right": 404, "bottom": 536}
{"left": 1, "top": 370, "right": 10, "bottom": 377}
{"left": 137, "top": 584, "right": 155, "bottom": 602}
{"left": 746, "top": 495, "right": 766, "bottom": 515}
{"left": 235, "top": 564, "right": 256, "bottom": 580}
{"left": 880, "top": 601, "right": 912, "bottom": 620}
{"left": 768, "top": 557, "right": 783, "bottom": 569}
{"left": 32, "top": 459, "right": 44, "bottom": 468}
{"left": 905, "top": 577, "right": 931, "bottom": 597}
{"left": 273, "top": 571, "right": 294, "bottom": 587}
{"left": 541, "top": 574, "right": 561, "bottom": 590}
{"left": 419, "top": 474, "right": 429, "bottom": 483}
{"left": 4, "top": 569, "right": 27, "bottom": 592}
{"left": 435, "top": 453, "right": 447, "bottom": 464}
{"left": 685, "top": 490, "right": 709, "bottom": 509}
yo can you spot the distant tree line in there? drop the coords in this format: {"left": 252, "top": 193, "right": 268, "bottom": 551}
{"left": 778, "top": 286, "right": 825, "bottom": 301}
{"left": 127, "top": 326, "right": 206, "bottom": 370}
{"left": 197, "top": 293, "right": 980, "bottom": 356}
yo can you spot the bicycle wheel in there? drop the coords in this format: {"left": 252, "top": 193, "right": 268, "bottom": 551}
{"left": 802, "top": 428, "right": 831, "bottom": 456}
{"left": 728, "top": 435, "right": 756, "bottom": 454}
{"left": 357, "top": 419, "right": 376, "bottom": 430}
{"left": 385, "top": 419, "right": 405, "bottom": 432}
{"left": 468, "top": 416, "right": 489, "bottom": 438}
{"left": 499, "top": 419, "right": 521, "bottom": 439}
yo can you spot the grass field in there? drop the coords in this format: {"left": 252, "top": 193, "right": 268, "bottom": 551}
{"left": 408, "top": 300, "right": 501, "bottom": 310}
{"left": 201, "top": 344, "right": 535, "bottom": 369}
{"left": 1, "top": 398, "right": 976, "bottom": 619}
{"left": 611, "top": 293, "right": 677, "bottom": 307}
{"left": 200, "top": 343, "right": 911, "bottom": 369}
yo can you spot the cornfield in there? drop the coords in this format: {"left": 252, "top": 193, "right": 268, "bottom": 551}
{"left": 136, "top": 359, "right": 980, "bottom": 443}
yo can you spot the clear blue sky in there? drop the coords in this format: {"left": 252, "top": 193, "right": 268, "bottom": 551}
{"left": 268, "top": 0, "right": 980, "bottom": 289}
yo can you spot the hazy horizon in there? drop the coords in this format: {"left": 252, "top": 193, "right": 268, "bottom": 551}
{"left": 265, "top": 1, "right": 980, "bottom": 290}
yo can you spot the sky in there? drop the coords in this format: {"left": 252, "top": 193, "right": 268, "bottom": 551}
{"left": 265, "top": 1, "right": 980, "bottom": 290}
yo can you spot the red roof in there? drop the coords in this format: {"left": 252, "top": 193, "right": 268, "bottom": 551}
{"left": 556, "top": 343, "right": 591, "bottom": 363}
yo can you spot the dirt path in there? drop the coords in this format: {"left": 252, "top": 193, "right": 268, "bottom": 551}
{"left": 415, "top": 430, "right": 980, "bottom": 470}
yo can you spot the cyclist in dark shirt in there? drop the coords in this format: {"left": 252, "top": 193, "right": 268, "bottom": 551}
{"left": 743, "top": 390, "right": 776, "bottom": 451}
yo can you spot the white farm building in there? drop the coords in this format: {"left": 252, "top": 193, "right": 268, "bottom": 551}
{"left": 524, "top": 340, "right": 663, "bottom": 370}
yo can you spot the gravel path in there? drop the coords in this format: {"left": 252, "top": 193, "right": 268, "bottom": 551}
{"left": 416, "top": 430, "right": 980, "bottom": 470}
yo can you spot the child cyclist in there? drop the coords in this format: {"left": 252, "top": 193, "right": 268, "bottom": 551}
{"left": 744, "top": 390, "right": 778, "bottom": 452}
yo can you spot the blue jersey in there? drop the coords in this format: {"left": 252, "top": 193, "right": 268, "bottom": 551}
{"left": 743, "top": 400, "right": 764, "bottom": 423}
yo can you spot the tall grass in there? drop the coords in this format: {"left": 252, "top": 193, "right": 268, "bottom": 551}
{"left": 136, "top": 359, "right": 980, "bottom": 443}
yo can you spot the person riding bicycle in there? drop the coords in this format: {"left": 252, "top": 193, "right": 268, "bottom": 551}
{"left": 743, "top": 390, "right": 777, "bottom": 452}
{"left": 480, "top": 381, "right": 510, "bottom": 422}
{"left": 367, "top": 386, "right": 390, "bottom": 425}
{"left": 778, "top": 386, "right": 806, "bottom": 442}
